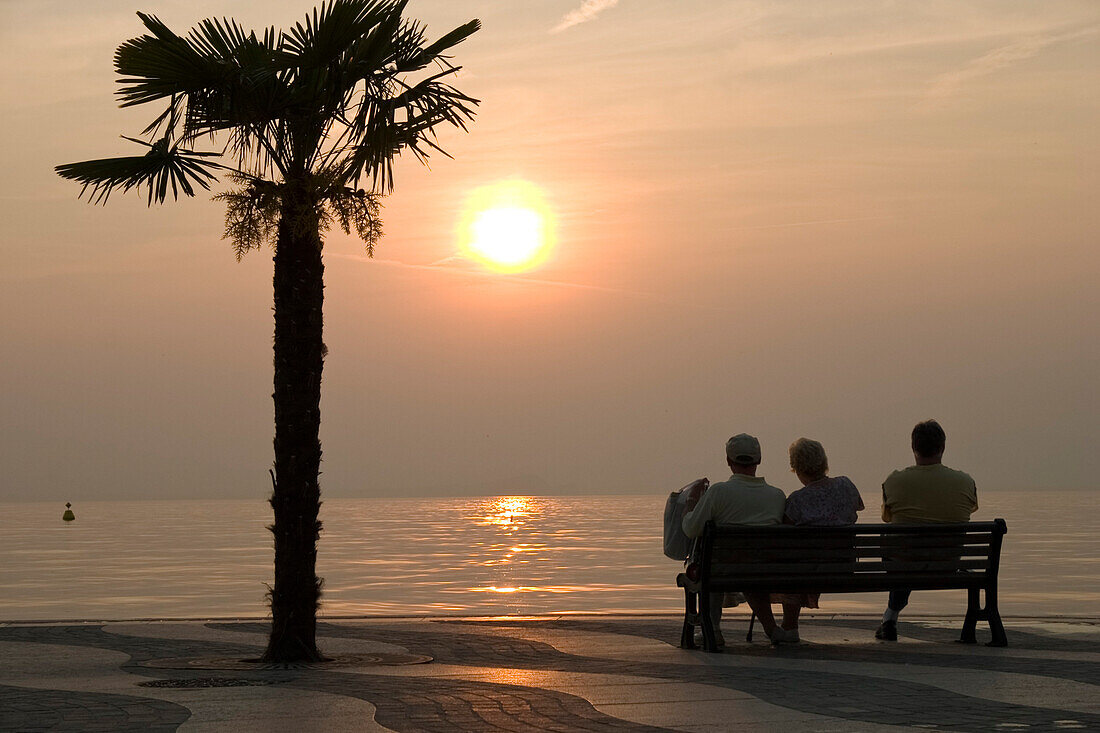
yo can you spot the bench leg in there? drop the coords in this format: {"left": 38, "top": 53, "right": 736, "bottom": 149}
{"left": 959, "top": 585, "right": 1009, "bottom": 647}
{"left": 959, "top": 587, "right": 979, "bottom": 644}
{"left": 681, "top": 589, "right": 698, "bottom": 649}
{"left": 985, "top": 586, "right": 1008, "bottom": 648}
{"left": 699, "top": 590, "right": 720, "bottom": 653}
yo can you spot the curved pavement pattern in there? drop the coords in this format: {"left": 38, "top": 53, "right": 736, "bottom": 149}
{"left": 0, "top": 615, "right": 1096, "bottom": 731}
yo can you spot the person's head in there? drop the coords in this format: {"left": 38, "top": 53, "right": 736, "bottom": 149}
{"left": 726, "top": 433, "right": 761, "bottom": 475}
{"left": 911, "top": 420, "right": 946, "bottom": 463}
{"left": 789, "top": 438, "right": 829, "bottom": 484}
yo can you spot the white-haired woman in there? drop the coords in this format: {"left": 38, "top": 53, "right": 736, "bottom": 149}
{"left": 773, "top": 438, "right": 864, "bottom": 640}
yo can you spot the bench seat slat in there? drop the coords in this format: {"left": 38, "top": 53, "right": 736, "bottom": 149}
{"left": 707, "top": 573, "right": 990, "bottom": 593}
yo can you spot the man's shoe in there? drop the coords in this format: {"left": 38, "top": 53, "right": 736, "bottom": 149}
{"left": 875, "top": 620, "right": 898, "bottom": 641}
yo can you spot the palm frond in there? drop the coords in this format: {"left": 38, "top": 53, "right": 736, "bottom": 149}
{"left": 333, "top": 12, "right": 480, "bottom": 191}
{"left": 214, "top": 174, "right": 282, "bottom": 260}
{"left": 283, "top": 0, "right": 404, "bottom": 64}
{"left": 395, "top": 19, "right": 481, "bottom": 72}
{"left": 187, "top": 16, "right": 250, "bottom": 59}
{"left": 342, "top": 6, "right": 405, "bottom": 75}
{"left": 392, "top": 70, "right": 479, "bottom": 123}
{"left": 55, "top": 135, "right": 224, "bottom": 205}
{"left": 282, "top": 0, "right": 404, "bottom": 140}
{"left": 115, "top": 14, "right": 222, "bottom": 108}
{"left": 117, "top": 10, "right": 295, "bottom": 177}
{"left": 339, "top": 71, "right": 478, "bottom": 192}
{"left": 325, "top": 187, "right": 383, "bottom": 256}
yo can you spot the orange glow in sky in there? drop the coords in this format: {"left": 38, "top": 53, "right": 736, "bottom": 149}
{"left": 1, "top": 2, "right": 1098, "bottom": 502}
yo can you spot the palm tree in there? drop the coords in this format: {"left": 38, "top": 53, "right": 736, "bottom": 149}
{"left": 56, "top": 0, "right": 479, "bottom": 662}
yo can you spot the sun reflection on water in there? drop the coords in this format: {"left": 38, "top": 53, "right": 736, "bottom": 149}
{"left": 470, "top": 496, "right": 557, "bottom": 605}
{"left": 478, "top": 495, "right": 539, "bottom": 527}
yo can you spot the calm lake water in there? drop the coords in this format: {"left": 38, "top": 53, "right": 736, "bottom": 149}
{"left": 0, "top": 491, "right": 1095, "bottom": 621}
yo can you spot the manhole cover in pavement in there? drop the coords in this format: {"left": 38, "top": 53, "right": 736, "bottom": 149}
{"left": 139, "top": 653, "right": 433, "bottom": 670}
{"left": 137, "top": 677, "right": 281, "bottom": 688}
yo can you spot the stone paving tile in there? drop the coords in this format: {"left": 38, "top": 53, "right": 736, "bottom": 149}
{"left": 168, "top": 685, "right": 392, "bottom": 733}
{"left": 0, "top": 624, "right": 261, "bottom": 669}
{"left": 811, "top": 617, "right": 1100, "bottom": 654}
{"left": 0, "top": 683, "right": 190, "bottom": 732}
{"left": 448, "top": 617, "right": 1100, "bottom": 685}
{"left": 291, "top": 671, "right": 680, "bottom": 732}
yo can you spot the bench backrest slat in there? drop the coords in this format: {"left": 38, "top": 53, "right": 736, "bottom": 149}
{"left": 709, "top": 558, "right": 991, "bottom": 575}
{"left": 704, "top": 522, "right": 1003, "bottom": 536}
{"left": 710, "top": 546, "right": 991, "bottom": 562}
{"left": 712, "top": 533, "right": 995, "bottom": 547}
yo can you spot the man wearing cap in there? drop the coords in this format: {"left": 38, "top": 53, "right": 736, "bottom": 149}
{"left": 682, "top": 433, "right": 792, "bottom": 645}
{"left": 875, "top": 419, "right": 978, "bottom": 641}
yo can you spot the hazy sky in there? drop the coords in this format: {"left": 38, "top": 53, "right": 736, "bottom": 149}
{"left": 1, "top": 0, "right": 1098, "bottom": 502}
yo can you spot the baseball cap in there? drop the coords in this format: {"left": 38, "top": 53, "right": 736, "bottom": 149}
{"left": 726, "top": 433, "right": 762, "bottom": 465}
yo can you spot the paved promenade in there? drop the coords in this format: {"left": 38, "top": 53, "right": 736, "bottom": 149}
{"left": 1, "top": 614, "right": 1096, "bottom": 731}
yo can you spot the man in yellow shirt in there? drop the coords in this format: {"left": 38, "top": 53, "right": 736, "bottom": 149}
{"left": 876, "top": 420, "right": 978, "bottom": 640}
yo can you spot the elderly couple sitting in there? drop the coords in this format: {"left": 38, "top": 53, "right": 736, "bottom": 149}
{"left": 681, "top": 420, "right": 978, "bottom": 646}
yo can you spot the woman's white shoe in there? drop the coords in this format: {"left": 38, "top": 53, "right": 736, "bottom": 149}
{"left": 767, "top": 627, "right": 800, "bottom": 645}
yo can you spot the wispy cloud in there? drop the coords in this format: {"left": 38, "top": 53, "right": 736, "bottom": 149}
{"left": 551, "top": 0, "right": 620, "bottom": 34}
{"left": 731, "top": 216, "right": 884, "bottom": 231}
{"left": 326, "top": 251, "right": 727, "bottom": 311}
{"left": 328, "top": 251, "right": 644, "bottom": 296}
{"left": 921, "top": 25, "right": 1099, "bottom": 109}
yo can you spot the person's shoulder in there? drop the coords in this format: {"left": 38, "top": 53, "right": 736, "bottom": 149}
{"left": 883, "top": 467, "right": 910, "bottom": 485}
{"left": 783, "top": 485, "right": 807, "bottom": 512}
{"left": 707, "top": 477, "right": 734, "bottom": 492}
{"left": 834, "top": 475, "right": 859, "bottom": 491}
{"left": 763, "top": 481, "right": 786, "bottom": 497}
{"left": 940, "top": 465, "right": 976, "bottom": 485}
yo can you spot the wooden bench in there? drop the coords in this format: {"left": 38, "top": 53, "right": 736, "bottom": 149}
{"left": 676, "top": 519, "right": 1008, "bottom": 651}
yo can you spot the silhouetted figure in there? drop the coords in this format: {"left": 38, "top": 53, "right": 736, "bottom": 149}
{"left": 771, "top": 438, "right": 865, "bottom": 640}
{"left": 876, "top": 420, "right": 978, "bottom": 640}
{"left": 681, "top": 433, "right": 790, "bottom": 646}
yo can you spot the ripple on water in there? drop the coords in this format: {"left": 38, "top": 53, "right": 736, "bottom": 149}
{"left": 0, "top": 491, "right": 1095, "bottom": 619}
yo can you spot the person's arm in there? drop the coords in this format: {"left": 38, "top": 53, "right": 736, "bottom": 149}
{"left": 969, "top": 481, "right": 979, "bottom": 515}
{"left": 683, "top": 478, "right": 707, "bottom": 512}
{"left": 783, "top": 494, "right": 799, "bottom": 525}
{"left": 850, "top": 478, "right": 865, "bottom": 512}
{"left": 682, "top": 488, "right": 713, "bottom": 538}
{"left": 881, "top": 483, "right": 893, "bottom": 523}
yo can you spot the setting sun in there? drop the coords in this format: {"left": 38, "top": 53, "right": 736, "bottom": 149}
{"left": 460, "top": 180, "right": 553, "bottom": 272}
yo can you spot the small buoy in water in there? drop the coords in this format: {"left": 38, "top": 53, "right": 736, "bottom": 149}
{"left": 62, "top": 502, "right": 75, "bottom": 522}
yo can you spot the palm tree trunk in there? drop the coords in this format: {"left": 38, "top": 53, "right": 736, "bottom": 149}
{"left": 262, "top": 192, "right": 326, "bottom": 663}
